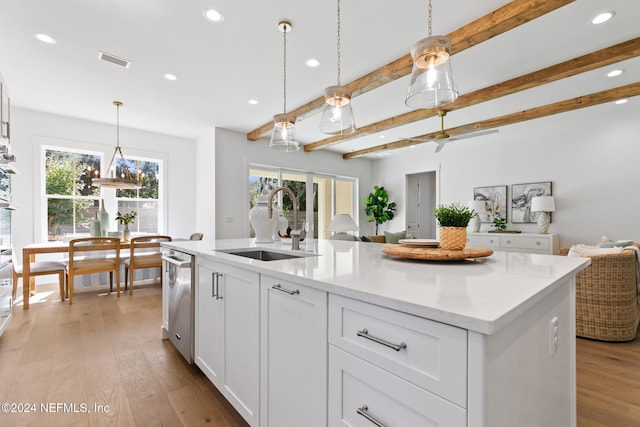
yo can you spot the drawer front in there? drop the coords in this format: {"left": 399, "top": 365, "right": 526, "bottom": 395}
{"left": 500, "top": 236, "right": 549, "bottom": 251}
{"left": 329, "top": 346, "right": 466, "bottom": 427}
{"left": 467, "top": 235, "right": 499, "bottom": 249}
{"left": 329, "top": 294, "right": 467, "bottom": 407}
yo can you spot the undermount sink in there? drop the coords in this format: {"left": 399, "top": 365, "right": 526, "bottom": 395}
{"left": 216, "top": 248, "right": 316, "bottom": 261}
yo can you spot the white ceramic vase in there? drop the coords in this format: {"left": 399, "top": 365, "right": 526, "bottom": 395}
{"left": 249, "top": 194, "right": 278, "bottom": 243}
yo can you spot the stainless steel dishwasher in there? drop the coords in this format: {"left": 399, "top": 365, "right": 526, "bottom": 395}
{"left": 162, "top": 248, "right": 194, "bottom": 363}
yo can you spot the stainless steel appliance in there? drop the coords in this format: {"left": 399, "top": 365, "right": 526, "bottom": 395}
{"left": 162, "top": 248, "right": 194, "bottom": 363}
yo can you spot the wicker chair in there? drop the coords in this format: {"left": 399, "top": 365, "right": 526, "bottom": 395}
{"left": 560, "top": 245, "right": 640, "bottom": 341}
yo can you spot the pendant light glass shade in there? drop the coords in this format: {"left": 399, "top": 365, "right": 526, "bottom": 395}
{"left": 320, "top": 0, "right": 356, "bottom": 135}
{"left": 319, "top": 85, "right": 356, "bottom": 135}
{"left": 270, "top": 113, "right": 299, "bottom": 152}
{"left": 405, "top": 36, "right": 459, "bottom": 108}
{"left": 269, "top": 21, "right": 299, "bottom": 152}
{"left": 405, "top": 0, "right": 459, "bottom": 109}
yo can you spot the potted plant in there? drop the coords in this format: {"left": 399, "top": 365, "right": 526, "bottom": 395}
{"left": 433, "top": 202, "right": 474, "bottom": 250}
{"left": 364, "top": 185, "right": 396, "bottom": 236}
{"left": 491, "top": 217, "right": 507, "bottom": 232}
{"left": 115, "top": 210, "right": 137, "bottom": 241}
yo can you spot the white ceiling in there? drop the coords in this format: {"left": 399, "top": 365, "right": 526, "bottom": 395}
{"left": 0, "top": 0, "right": 638, "bottom": 157}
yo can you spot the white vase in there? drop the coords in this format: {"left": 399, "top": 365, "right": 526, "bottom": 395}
{"left": 249, "top": 194, "right": 278, "bottom": 243}
{"left": 98, "top": 199, "right": 109, "bottom": 236}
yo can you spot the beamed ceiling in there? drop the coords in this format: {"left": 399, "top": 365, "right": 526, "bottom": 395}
{"left": 0, "top": 0, "right": 638, "bottom": 158}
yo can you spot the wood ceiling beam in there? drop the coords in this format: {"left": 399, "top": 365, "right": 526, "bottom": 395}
{"left": 307, "top": 37, "right": 640, "bottom": 152}
{"left": 246, "top": 0, "right": 574, "bottom": 141}
{"left": 343, "top": 82, "right": 640, "bottom": 159}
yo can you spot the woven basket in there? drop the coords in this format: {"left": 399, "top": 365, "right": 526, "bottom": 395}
{"left": 439, "top": 227, "right": 467, "bottom": 250}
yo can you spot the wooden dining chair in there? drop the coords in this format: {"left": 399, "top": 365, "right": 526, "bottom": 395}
{"left": 124, "top": 235, "right": 172, "bottom": 295}
{"left": 66, "top": 237, "right": 121, "bottom": 304}
{"left": 10, "top": 247, "right": 66, "bottom": 301}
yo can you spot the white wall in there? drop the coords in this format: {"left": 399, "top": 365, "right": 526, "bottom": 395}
{"left": 210, "top": 128, "right": 374, "bottom": 239}
{"left": 10, "top": 107, "right": 196, "bottom": 255}
{"left": 372, "top": 101, "right": 640, "bottom": 248}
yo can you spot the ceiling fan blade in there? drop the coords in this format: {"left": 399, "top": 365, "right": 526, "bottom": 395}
{"left": 434, "top": 141, "right": 447, "bottom": 153}
{"left": 447, "top": 129, "right": 499, "bottom": 142}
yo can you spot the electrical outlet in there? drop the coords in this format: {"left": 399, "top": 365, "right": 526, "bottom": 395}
{"left": 549, "top": 316, "right": 559, "bottom": 356}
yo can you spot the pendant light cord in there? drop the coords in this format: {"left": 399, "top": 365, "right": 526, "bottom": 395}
{"left": 115, "top": 102, "right": 121, "bottom": 148}
{"left": 428, "top": 0, "right": 432, "bottom": 37}
{"left": 337, "top": 0, "right": 342, "bottom": 86}
{"left": 283, "top": 28, "right": 287, "bottom": 115}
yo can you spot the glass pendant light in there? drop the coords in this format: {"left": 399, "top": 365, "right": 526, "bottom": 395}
{"left": 270, "top": 21, "right": 300, "bottom": 152}
{"left": 93, "top": 101, "right": 142, "bottom": 189}
{"left": 405, "top": 0, "right": 459, "bottom": 108}
{"left": 319, "top": 0, "right": 356, "bottom": 135}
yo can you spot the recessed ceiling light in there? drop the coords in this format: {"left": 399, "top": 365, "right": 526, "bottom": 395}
{"left": 163, "top": 73, "right": 177, "bottom": 81}
{"left": 591, "top": 11, "right": 614, "bottom": 25}
{"left": 607, "top": 69, "right": 624, "bottom": 78}
{"left": 378, "top": 135, "right": 386, "bottom": 139}
{"left": 34, "top": 33, "right": 57, "bottom": 44}
{"left": 305, "top": 58, "right": 320, "bottom": 68}
{"left": 248, "top": 99, "right": 259, "bottom": 105}
{"left": 615, "top": 99, "right": 628, "bottom": 105}
{"left": 204, "top": 9, "right": 224, "bottom": 23}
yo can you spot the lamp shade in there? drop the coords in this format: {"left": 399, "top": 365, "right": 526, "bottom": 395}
{"left": 530, "top": 196, "right": 556, "bottom": 213}
{"left": 468, "top": 200, "right": 486, "bottom": 214}
{"left": 319, "top": 85, "right": 356, "bottom": 135}
{"left": 326, "top": 214, "right": 360, "bottom": 233}
{"left": 269, "top": 113, "right": 300, "bottom": 152}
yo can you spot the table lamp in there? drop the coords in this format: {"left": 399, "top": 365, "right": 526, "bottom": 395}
{"left": 530, "top": 196, "right": 555, "bottom": 234}
{"left": 326, "top": 214, "right": 360, "bottom": 240}
{"left": 468, "top": 200, "right": 487, "bottom": 233}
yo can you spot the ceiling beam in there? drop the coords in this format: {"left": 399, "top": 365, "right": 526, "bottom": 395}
{"left": 246, "top": 0, "right": 575, "bottom": 141}
{"left": 306, "top": 37, "right": 640, "bottom": 152}
{"left": 343, "top": 82, "right": 640, "bottom": 159}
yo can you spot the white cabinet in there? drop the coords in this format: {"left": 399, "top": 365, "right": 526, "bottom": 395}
{"left": 328, "top": 294, "right": 468, "bottom": 426}
{"left": 0, "top": 273, "right": 12, "bottom": 337}
{"left": 260, "top": 275, "right": 327, "bottom": 427}
{"left": 195, "top": 259, "right": 260, "bottom": 426}
{"left": 467, "top": 232, "right": 558, "bottom": 254}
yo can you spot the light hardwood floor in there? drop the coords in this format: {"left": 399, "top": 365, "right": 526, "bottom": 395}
{"left": 1, "top": 282, "right": 639, "bottom": 426}
{"left": 0, "top": 282, "right": 248, "bottom": 427}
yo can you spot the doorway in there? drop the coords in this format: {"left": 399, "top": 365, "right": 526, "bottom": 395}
{"left": 406, "top": 171, "right": 437, "bottom": 238}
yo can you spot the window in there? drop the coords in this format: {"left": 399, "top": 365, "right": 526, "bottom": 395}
{"left": 44, "top": 148, "right": 101, "bottom": 240}
{"left": 115, "top": 157, "right": 161, "bottom": 234}
{"left": 249, "top": 165, "right": 357, "bottom": 239}
{"left": 43, "top": 146, "right": 164, "bottom": 241}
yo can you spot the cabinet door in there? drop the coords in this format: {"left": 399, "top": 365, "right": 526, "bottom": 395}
{"left": 0, "top": 278, "right": 12, "bottom": 337}
{"left": 260, "top": 275, "right": 327, "bottom": 427}
{"left": 195, "top": 261, "right": 225, "bottom": 387}
{"left": 221, "top": 262, "right": 260, "bottom": 426}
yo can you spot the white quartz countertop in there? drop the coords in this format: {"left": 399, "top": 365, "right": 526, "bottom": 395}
{"left": 163, "top": 238, "right": 590, "bottom": 335}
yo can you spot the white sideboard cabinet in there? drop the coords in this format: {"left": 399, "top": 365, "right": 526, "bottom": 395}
{"left": 467, "top": 232, "right": 558, "bottom": 255}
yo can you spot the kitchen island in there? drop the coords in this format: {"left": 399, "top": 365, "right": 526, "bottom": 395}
{"left": 162, "top": 238, "right": 590, "bottom": 427}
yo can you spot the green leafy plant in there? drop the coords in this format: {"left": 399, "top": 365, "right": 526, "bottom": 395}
{"left": 364, "top": 185, "right": 396, "bottom": 235}
{"left": 433, "top": 202, "right": 474, "bottom": 227}
{"left": 115, "top": 210, "right": 137, "bottom": 225}
{"left": 492, "top": 217, "right": 507, "bottom": 231}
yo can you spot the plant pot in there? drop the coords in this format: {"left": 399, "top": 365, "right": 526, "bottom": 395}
{"left": 439, "top": 226, "right": 467, "bottom": 250}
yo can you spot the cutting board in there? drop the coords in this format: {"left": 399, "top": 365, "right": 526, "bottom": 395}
{"left": 383, "top": 244, "right": 493, "bottom": 261}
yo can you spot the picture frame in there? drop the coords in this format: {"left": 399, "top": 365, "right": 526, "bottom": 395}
{"left": 473, "top": 185, "right": 507, "bottom": 223}
{"left": 511, "top": 181, "right": 552, "bottom": 223}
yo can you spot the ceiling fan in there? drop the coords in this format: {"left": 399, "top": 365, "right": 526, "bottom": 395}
{"left": 402, "top": 110, "right": 499, "bottom": 153}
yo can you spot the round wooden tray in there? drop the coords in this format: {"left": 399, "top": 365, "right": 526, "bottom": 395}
{"left": 382, "top": 244, "right": 493, "bottom": 261}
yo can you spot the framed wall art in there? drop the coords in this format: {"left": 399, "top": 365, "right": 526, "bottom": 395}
{"left": 473, "top": 185, "right": 507, "bottom": 223}
{"left": 511, "top": 181, "right": 552, "bottom": 223}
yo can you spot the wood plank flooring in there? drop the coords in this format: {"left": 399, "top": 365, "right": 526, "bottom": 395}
{"left": 0, "top": 282, "right": 248, "bottom": 427}
{"left": 1, "top": 282, "right": 639, "bottom": 426}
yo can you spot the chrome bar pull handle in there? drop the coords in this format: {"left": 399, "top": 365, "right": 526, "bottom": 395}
{"left": 215, "top": 273, "right": 224, "bottom": 300}
{"left": 272, "top": 283, "right": 300, "bottom": 296}
{"left": 211, "top": 273, "right": 218, "bottom": 298}
{"left": 357, "top": 405, "right": 387, "bottom": 427}
{"left": 357, "top": 328, "right": 407, "bottom": 352}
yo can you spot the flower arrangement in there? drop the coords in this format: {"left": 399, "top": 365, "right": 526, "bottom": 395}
{"left": 115, "top": 210, "right": 137, "bottom": 225}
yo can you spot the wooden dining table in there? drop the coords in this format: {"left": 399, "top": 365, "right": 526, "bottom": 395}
{"left": 21, "top": 240, "right": 132, "bottom": 309}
